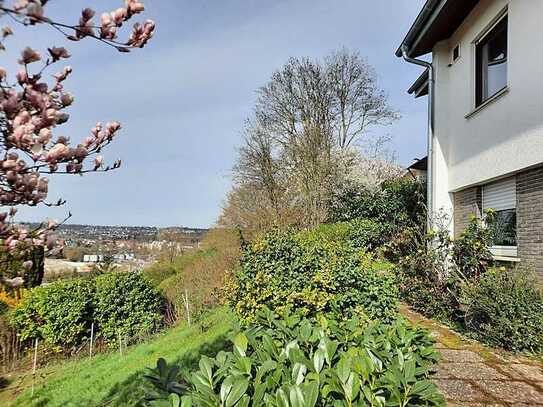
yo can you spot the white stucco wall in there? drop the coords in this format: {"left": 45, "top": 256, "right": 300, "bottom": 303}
{"left": 430, "top": 0, "right": 543, "bottom": 226}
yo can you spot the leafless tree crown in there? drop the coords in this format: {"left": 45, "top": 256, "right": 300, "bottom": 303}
{"left": 224, "top": 49, "right": 400, "bottom": 230}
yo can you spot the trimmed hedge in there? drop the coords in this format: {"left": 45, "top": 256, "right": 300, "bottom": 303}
{"left": 10, "top": 278, "right": 94, "bottom": 349}
{"left": 94, "top": 272, "right": 164, "bottom": 343}
{"left": 10, "top": 271, "right": 164, "bottom": 349}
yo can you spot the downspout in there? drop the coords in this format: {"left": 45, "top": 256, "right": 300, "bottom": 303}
{"left": 401, "top": 45, "right": 434, "bottom": 231}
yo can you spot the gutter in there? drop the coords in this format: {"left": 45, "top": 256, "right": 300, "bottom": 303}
{"left": 395, "top": 0, "right": 442, "bottom": 58}
{"left": 400, "top": 45, "right": 434, "bottom": 231}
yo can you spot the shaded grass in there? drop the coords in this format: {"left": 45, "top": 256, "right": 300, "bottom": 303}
{"left": 8, "top": 307, "right": 234, "bottom": 406}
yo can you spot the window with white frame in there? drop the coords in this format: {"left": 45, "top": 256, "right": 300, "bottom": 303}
{"left": 482, "top": 177, "right": 517, "bottom": 257}
{"left": 475, "top": 14, "right": 508, "bottom": 107}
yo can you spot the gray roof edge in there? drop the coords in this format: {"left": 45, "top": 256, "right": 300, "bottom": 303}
{"left": 395, "top": 0, "right": 443, "bottom": 58}
{"left": 407, "top": 68, "right": 429, "bottom": 96}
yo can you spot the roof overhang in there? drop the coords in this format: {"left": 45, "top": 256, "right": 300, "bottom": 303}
{"left": 395, "top": 0, "right": 480, "bottom": 58}
{"left": 408, "top": 156, "right": 428, "bottom": 171}
{"left": 407, "top": 69, "right": 429, "bottom": 98}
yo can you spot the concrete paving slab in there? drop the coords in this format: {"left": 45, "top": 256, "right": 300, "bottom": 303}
{"left": 431, "top": 378, "right": 488, "bottom": 401}
{"left": 439, "top": 349, "right": 485, "bottom": 363}
{"left": 442, "top": 362, "right": 508, "bottom": 380}
{"left": 477, "top": 380, "right": 543, "bottom": 405}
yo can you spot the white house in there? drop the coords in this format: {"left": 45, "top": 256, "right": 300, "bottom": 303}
{"left": 397, "top": 0, "right": 543, "bottom": 278}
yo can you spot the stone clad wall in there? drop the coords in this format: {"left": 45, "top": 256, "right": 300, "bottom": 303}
{"left": 453, "top": 187, "right": 482, "bottom": 239}
{"left": 517, "top": 166, "right": 543, "bottom": 279}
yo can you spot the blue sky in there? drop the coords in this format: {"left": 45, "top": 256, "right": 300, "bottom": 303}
{"left": 8, "top": 0, "right": 428, "bottom": 227}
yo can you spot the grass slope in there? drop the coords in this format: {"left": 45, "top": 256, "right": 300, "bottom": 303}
{"left": 8, "top": 307, "right": 233, "bottom": 407}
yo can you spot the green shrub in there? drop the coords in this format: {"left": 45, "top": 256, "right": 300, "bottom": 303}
{"left": 452, "top": 211, "right": 495, "bottom": 280}
{"left": 144, "top": 262, "right": 178, "bottom": 287}
{"left": 305, "top": 218, "right": 392, "bottom": 251}
{"left": 227, "top": 228, "right": 398, "bottom": 324}
{"left": 329, "top": 178, "right": 426, "bottom": 229}
{"left": 461, "top": 267, "right": 543, "bottom": 353}
{"left": 10, "top": 272, "right": 165, "bottom": 349}
{"left": 145, "top": 308, "right": 443, "bottom": 406}
{"left": 10, "top": 278, "right": 95, "bottom": 349}
{"left": 94, "top": 272, "right": 164, "bottom": 343}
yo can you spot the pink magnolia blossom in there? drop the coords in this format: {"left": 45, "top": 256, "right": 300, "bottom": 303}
{"left": 94, "top": 155, "right": 103, "bottom": 169}
{"left": 18, "top": 46, "right": 41, "bottom": 64}
{"left": 126, "top": 0, "right": 145, "bottom": 15}
{"left": 0, "top": 0, "right": 154, "bottom": 278}
{"left": 1, "top": 26, "right": 13, "bottom": 38}
{"left": 48, "top": 46, "right": 71, "bottom": 62}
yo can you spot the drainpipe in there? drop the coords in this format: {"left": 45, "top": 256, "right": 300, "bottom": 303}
{"left": 401, "top": 45, "right": 434, "bottom": 231}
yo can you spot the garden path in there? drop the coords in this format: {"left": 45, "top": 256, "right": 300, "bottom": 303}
{"left": 400, "top": 305, "right": 543, "bottom": 406}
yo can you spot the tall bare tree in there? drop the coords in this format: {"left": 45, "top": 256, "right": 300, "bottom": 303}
{"left": 227, "top": 49, "right": 399, "bottom": 229}
{"left": 327, "top": 49, "right": 399, "bottom": 149}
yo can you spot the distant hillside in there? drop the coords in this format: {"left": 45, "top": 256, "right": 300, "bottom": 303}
{"left": 20, "top": 223, "right": 208, "bottom": 242}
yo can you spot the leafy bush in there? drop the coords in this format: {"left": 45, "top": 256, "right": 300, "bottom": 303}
{"left": 227, "top": 228, "right": 398, "bottom": 324}
{"left": 10, "top": 272, "right": 165, "bottom": 349}
{"left": 144, "top": 308, "right": 443, "bottom": 406}
{"left": 381, "top": 226, "right": 423, "bottom": 264}
{"left": 452, "top": 211, "right": 495, "bottom": 280}
{"left": 10, "top": 278, "right": 95, "bottom": 349}
{"left": 94, "top": 272, "right": 165, "bottom": 343}
{"left": 329, "top": 178, "right": 426, "bottom": 229}
{"left": 461, "top": 267, "right": 543, "bottom": 353}
{"left": 305, "top": 218, "right": 394, "bottom": 252}
{"left": 397, "top": 213, "right": 543, "bottom": 353}
{"left": 396, "top": 223, "right": 462, "bottom": 325}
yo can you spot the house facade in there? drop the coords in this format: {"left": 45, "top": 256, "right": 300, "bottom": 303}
{"left": 397, "top": 0, "right": 543, "bottom": 278}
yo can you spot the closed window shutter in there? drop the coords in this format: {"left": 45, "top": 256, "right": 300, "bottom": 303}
{"left": 483, "top": 177, "right": 516, "bottom": 211}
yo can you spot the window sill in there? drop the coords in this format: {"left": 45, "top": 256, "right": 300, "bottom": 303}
{"left": 465, "top": 86, "right": 509, "bottom": 119}
{"left": 492, "top": 255, "right": 520, "bottom": 263}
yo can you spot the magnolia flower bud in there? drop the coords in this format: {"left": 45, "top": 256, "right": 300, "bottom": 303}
{"left": 82, "top": 8, "right": 95, "bottom": 21}
{"left": 60, "top": 92, "right": 74, "bottom": 107}
{"left": 73, "top": 145, "right": 88, "bottom": 161}
{"left": 112, "top": 8, "right": 127, "bottom": 25}
{"left": 0, "top": 67, "right": 6, "bottom": 80}
{"left": 126, "top": 0, "right": 145, "bottom": 14}
{"left": 26, "top": 3, "right": 44, "bottom": 20}
{"left": 48, "top": 47, "right": 71, "bottom": 62}
{"left": 31, "top": 142, "right": 43, "bottom": 155}
{"left": 9, "top": 207, "right": 17, "bottom": 216}
{"left": 47, "top": 219, "right": 58, "bottom": 229}
{"left": 38, "top": 128, "right": 52, "bottom": 144}
{"left": 46, "top": 235, "right": 56, "bottom": 250}
{"left": 94, "top": 155, "right": 103, "bottom": 169}
{"left": 1, "top": 26, "right": 13, "bottom": 38}
{"left": 16, "top": 69, "right": 28, "bottom": 84}
{"left": 23, "top": 260, "right": 33, "bottom": 270}
{"left": 18, "top": 47, "right": 41, "bottom": 65}
{"left": 56, "top": 112, "right": 70, "bottom": 124}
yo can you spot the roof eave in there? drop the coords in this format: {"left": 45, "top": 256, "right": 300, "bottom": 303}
{"left": 395, "top": 0, "right": 443, "bottom": 58}
{"left": 407, "top": 68, "right": 429, "bottom": 98}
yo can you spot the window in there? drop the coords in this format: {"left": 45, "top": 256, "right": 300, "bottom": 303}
{"left": 482, "top": 177, "right": 517, "bottom": 257}
{"left": 452, "top": 44, "right": 460, "bottom": 63}
{"left": 476, "top": 15, "right": 508, "bottom": 106}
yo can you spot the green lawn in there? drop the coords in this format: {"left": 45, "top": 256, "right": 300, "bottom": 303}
{"left": 4, "top": 307, "right": 233, "bottom": 407}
